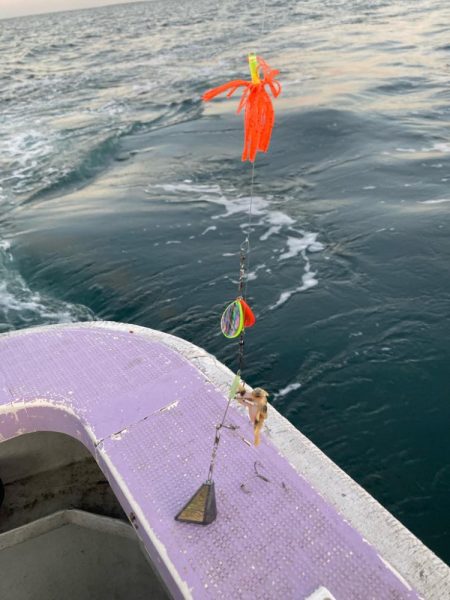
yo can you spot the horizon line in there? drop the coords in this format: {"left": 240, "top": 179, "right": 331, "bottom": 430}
{"left": 0, "top": 0, "right": 146, "bottom": 22}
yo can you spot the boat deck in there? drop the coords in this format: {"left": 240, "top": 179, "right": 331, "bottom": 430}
{"left": 0, "top": 323, "right": 445, "bottom": 599}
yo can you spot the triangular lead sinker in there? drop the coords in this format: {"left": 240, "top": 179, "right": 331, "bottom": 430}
{"left": 175, "top": 481, "right": 217, "bottom": 525}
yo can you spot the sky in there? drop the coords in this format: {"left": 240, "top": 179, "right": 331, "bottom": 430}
{"left": 0, "top": 0, "right": 139, "bottom": 20}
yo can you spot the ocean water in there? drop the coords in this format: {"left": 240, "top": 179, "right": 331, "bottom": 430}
{"left": 1, "top": 0, "right": 449, "bottom": 562}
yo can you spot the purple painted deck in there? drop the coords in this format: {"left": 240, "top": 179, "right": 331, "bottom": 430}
{"left": 0, "top": 324, "right": 419, "bottom": 599}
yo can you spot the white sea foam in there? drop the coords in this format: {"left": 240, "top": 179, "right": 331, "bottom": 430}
{"left": 279, "top": 233, "right": 324, "bottom": 261}
{"left": 155, "top": 182, "right": 222, "bottom": 195}
{"left": 2, "top": 130, "right": 54, "bottom": 161}
{"left": 154, "top": 182, "right": 294, "bottom": 238}
{"left": 419, "top": 198, "right": 450, "bottom": 205}
{"left": 153, "top": 180, "right": 324, "bottom": 304}
{"left": 0, "top": 241, "right": 94, "bottom": 328}
{"left": 0, "top": 280, "right": 93, "bottom": 326}
{"left": 212, "top": 194, "right": 270, "bottom": 219}
{"left": 201, "top": 225, "right": 217, "bottom": 235}
{"left": 153, "top": 181, "right": 271, "bottom": 220}
{"left": 260, "top": 226, "right": 281, "bottom": 241}
{"left": 276, "top": 382, "right": 302, "bottom": 398}
{"left": 270, "top": 247, "right": 320, "bottom": 310}
{"left": 0, "top": 127, "right": 60, "bottom": 199}
{"left": 246, "top": 264, "right": 266, "bottom": 282}
{"left": 421, "top": 142, "right": 450, "bottom": 153}
{"left": 259, "top": 211, "right": 295, "bottom": 241}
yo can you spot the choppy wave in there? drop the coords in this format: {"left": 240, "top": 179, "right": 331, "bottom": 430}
{"left": 0, "top": 241, "right": 94, "bottom": 332}
{"left": 151, "top": 180, "right": 325, "bottom": 296}
{"left": 0, "top": 129, "right": 58, "bottom": 204}
{"left": 1, "top": 97, "right": 203, "bottom": 207}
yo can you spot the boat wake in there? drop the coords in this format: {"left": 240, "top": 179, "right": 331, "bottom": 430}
{"left": 0, "top": 240, "right": 94, "bottom": 333}
{"left": 151, "top": 180, "right": 325, "bottom": 309}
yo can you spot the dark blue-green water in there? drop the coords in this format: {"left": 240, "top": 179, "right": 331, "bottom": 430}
{"left": 1, "top": 0, "right": 449, "bottom": 563}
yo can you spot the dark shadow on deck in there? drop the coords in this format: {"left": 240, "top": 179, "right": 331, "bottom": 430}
{"left": 0, "top": 431, "right": 170, "bottom": 600}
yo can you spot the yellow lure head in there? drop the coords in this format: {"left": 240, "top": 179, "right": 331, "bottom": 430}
{"left": 248, "top": 53, "right": 261, "bottom": 84}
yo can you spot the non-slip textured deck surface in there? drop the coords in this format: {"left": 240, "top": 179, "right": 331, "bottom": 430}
{"left": 0, "top": 325, "right": 419, "bottom": 599}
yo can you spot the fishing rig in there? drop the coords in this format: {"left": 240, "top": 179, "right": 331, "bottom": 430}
{"left": 176, "top": 52, "right": 281, "bottom": 525}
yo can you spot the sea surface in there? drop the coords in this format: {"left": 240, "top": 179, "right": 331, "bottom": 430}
{"left": 1, "top": 0, "right": 449, "bottom": 562}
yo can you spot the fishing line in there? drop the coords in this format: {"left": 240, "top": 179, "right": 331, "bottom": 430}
{"left": 207, "top": 1, "right": 280, "bottom": 457}
{"left": 237, "top": 0, "right": 268, "bottom": 367}
{"left": 176, "top": 0, "right": 282, "bottom": 524}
